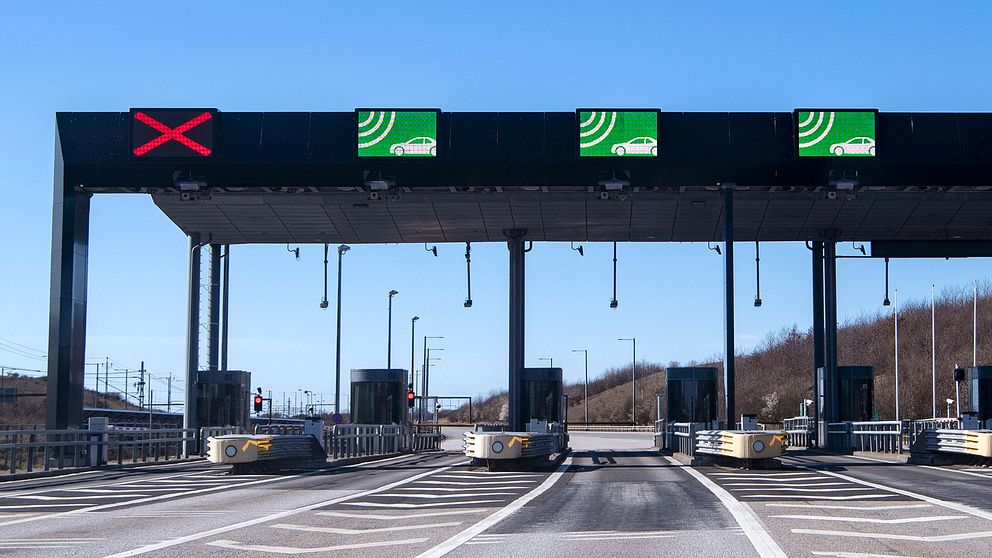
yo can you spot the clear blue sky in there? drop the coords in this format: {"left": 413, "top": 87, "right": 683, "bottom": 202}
{"left": 2, "top": 2, "right": 992, "bottom": 411}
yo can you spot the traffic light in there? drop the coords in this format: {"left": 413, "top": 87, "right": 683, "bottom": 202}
{"left": 407, "top": 390, "right": 416, "bottom": 408}
{"left": 253, "top": 395, "right": 264, "bottom": 412}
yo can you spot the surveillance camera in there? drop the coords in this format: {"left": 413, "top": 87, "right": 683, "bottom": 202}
{"left": 610, "top": 299, "right": 618, "bottom": 309}
{"left": 368, "top": 192, "right": 381, "bottom": 201}
{"left": 464, "top": 299, "right": 473, "bottom": 308}
{"left": 319, "top": 300, "right": 329, "bottom": 309}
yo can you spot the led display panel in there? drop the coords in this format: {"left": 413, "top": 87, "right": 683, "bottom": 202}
{"left": 357, "top": 110, "right": 438, "bottom": 157}
{"left": 796, "top": 110, "right": 877, "bottom": 157}
{"left": 130, "top": 108, "right": 216, "bottom": 159}
{"left": 577, "top": 109, "right": 659, "bottom": 157}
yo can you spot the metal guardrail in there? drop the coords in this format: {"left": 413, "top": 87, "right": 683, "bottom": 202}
{"left": 850, "top": 421, "right": 903, "bottom": 454}
{"left": 324, "top": 424, "right": 406, "bottom": 460}
{"left": 254, "top": 424, "right": 306, "bottom": 436}
{"left": 0, "top": 427, "right": 200, "bottom": 475}
{"left": 783, "top": 416, "right": 814, "bottom": 448}
{"left": 568, "top": 425, "right": 653, "bottom": 432}
{"left": 670, "top": 422, "right": 699, "bottom": 456}
{"left": 411, "top": 424, "right": 442, "bottom": 452}
{"left": 923, "top": 429, "right": 992, "bottom": 457}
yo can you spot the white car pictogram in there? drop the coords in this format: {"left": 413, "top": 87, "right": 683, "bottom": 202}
{"left": 611, "top": 136, "right": 657, "bottom": 156}
{"left": 830, "top": 136, "right": 875, "bottom": 156}
{"left": 390, "top": 136, "right": 437, "bottom": 156}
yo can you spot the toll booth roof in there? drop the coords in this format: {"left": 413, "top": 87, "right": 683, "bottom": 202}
{"left": 56, "top": 111, "right": 992, "bottom": 245}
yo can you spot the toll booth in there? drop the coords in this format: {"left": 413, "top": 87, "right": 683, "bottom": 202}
{"left": 350, "top": 369, "right": 407, "bottom": 425}
{"left": 196, "top": 370, "right": 251, "bottom": 428}
{"left": 967, "top": 366, "right": 992, "bottom": 425}
{"left": 665, "top": 367, "right": 718, "bottom": 424}
{"left": 521, "top": 368, "right": 563, "bottom": 425}
{"left": 818, "top": 365, "right": 875, "bottom": 424}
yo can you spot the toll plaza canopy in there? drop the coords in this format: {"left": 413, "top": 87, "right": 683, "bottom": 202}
{"left": 47, "top": 108, "right": 992, "bottom": 431}
{"left": 57, "top": 110, "right": 992, "bottom": 245}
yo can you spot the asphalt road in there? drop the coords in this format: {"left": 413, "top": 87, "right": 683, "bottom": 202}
{"left": 1, "top": 432, "right": 991, "bottom": 557}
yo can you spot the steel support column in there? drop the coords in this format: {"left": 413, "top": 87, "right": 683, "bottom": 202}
{"left": 183, "top": 234, "right": 202, "bottom": 442}
{"left": 823, "top": 241, "right": 839, "bottom": 437}
{"left": 811, "top": 241, "right": 825, "bottom": 447}
{"left": 46, "top": 127, "right": 90, "bottom": 430}
{"left": 506, "top": 229, "right": 527, "bottom": 432}
{"left": 220, "top": 244, "right": 230, "bottom": 371}
{"left": 207, "top": 244, "right": 222, "bottom": 371}
{"left": 722, "top": 184, "right": 736, "bottom": 428}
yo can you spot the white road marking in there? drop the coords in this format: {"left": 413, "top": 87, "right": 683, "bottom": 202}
{"left": 765, "top": 503, "right": 933, "bottom": 511}
{"left": 344, "top": 500, "right": 504, "bottom": 508}
{"left": 561, "top": 534, "right": 677, "bottom": 541}
{"left": 432, "top": 473, "right": 538, "bottom": 480}
{"left": 316, "top": 509, "right": 488, "bottom": 520}
{"left": 741, "top": 494, "right": 892, "bottom": 500}
{"left": 665, "top": 457, "right": 786, "bottom": 558}
{"left": 811, "top": 552, "right": 921, "bottom": 558}
{"left": 717, "top": 477, "right": 826, "bottom": 483}
{"left": 725, "top": 482, "right": 852, "bottom": 487}
{"left": 731, "top": 487, "right": 869, "bottom": 493}
{"left": 372, "top": 492, "right": 514, "bottom": 499}
{"left": 395, "top": 486, "right": 531, "bottom": 492}
{"left": 17, "top": 493, "right": 152, "bottom": 500}
{"left": 414, "top": 480, "right": 536, "bottom": 486}
{"left": 100, "top": 458, "right": 467, "bottom": 557}
{"left": 771, "top": 514, "right": 966, "bottom": 524}
{"left": 921, "top": 465, "right": 992, "bottom": 480}
{"left": 208, "top": 537, "right": 429, "bottom": 554}
{"left": 792, "top": 528, "right": 992, "bottom": 542}
{"left": 414, "top": 458, "right": 572, "bottom": 558}
{"left": 713, "top": 471, "right": 816, "bottom": 478}
{"left": 271, "top": 521, "right": 462, "bottom": 534}
{"left": 796, "top": 465, "right": 992, "bottom": 522}
{"left": 0, "top": 503, "right": 89, "bottom": 509}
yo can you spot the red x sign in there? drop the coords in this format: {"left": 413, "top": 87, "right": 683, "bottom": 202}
{"left": 130, "top": 109, "right": 216, "bottom": 158}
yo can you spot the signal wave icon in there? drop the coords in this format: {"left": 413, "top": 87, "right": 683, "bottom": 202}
{"left": 798, "top": 111, "right": 835, "bottom": 149}
{"left": 358, "top": 111, "right": 397, "bottom": 148}
{"left": 579, "top": 111, "right": 618, "bottom": 148}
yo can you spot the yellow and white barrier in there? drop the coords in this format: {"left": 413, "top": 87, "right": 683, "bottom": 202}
{"left": 207, "top": 434, "right": 323, "bottom": 465}
{"left": 463, "top": 431, "right": 563, "bottom": 461}
{"left": 695, "top": 430, "right": 786, "bottom": 460}
{"left": 925, "top": 429, "right": 992, "bottom": 458}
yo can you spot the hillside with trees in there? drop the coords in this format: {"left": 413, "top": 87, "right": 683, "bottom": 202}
{"left": 444, "top": 285, "right": 992, "bottom": 424}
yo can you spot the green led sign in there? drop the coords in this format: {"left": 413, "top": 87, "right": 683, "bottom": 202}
{"left": 357, "top": 110, "right": 438, "bottom": 157}
{"left": 796, "top": 110, "right": 876, "bottom": 157}
{"left": 578, "top": 110, "right": 658, "bottom": 157}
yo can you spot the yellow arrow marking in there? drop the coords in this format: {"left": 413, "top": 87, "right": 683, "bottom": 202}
{"left": 770, "top": 433, "right": 786, "bottom": 446}
{"left": 241, "top": 438, "right": 273, "bottom": 452}
{"left": 506, "top": 436, "right": 530, "bottom": 448}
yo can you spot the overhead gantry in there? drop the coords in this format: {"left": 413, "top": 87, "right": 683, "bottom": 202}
{"left": 48, "top": 108, "right": 992, "bottom": 432}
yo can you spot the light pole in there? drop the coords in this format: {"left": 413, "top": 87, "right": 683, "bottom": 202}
{"left": 946, "top": 399, "right": 954, "bottom": 419}
{"left": 334, "top": 245, "right": 350, "bottom": 417}
{"left": 410, "top": 315, "right": 419, "bottom": 391}
{"left": 304, "top": 390, "right": 313, "bottom": 415}
{"left": 572, "top": 349, "right": 589, "bottom": 424}
{"left": 619, "top": 338, "right": 637, "bottom": 426}
{"left": 421, "top": 336, "right": 443, "bottom": 421}
{"left": 387, "top": 290, "right": 399, "bottom": 368}
{"left": 894, "top": 289, "right": 900, "bottom": 421}
{"left": 539, "top": 357, "right": 553, "bottom": 369}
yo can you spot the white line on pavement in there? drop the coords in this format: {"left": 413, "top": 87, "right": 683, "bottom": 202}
{"left": 271, "top": 521, "right": 462, "bottom": 534}
{"left": 921, "top": 465, "right": 992, "bottom": 480}
{"left": 344, "top": 500, "right": 504, "bottom": 508}
{"left": 316, "top": 509, "right": 488, "bottom": 520}
{"left": 792, "top": 528, "right": 992, "bottom": 542}
{"left": 731, "top": 487, "right": 869, "bottom": 493}
{"left": 414, "top": 457, "right": 572, "bottom": 558}
{"left": 665, "top": 457, "right": 787, "bottom": 558}
{"left": 99, "top": 458, "right": 466, "bottom": 557}
{"left": 741, "top": 494, "right": 892, "bottom": 500}
{"left": 771, "top": 514, "right": 965, "bottom": 524}
{"left": 371, "top": 492, "right": 514, "bottom": 499}
{"left": 811, "top": 552, "right": 922, "bottom": 558}
{"left": 725, "top": 482, "right": 852, "bottom": 488}
{"left": 207, "top": 537, "right": 430, "bottom": 554}
{"left": 395, "top": 486, "right": 531, "bottom": 492}
{"left": 413, "top": 480, "right": 536, "bottom": 486}
{"left": 763, "top": 503, "right": 931, "bottom": 510}
{"left": 797, "top": 466, "right": 992, "bottom": 522}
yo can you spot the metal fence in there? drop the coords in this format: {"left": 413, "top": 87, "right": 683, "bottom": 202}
{"left": 670, "top": 422, "right": 699, "bottom": 456}
{"left": 783, "top": 416, "right": 814, "bottom": 448}
{"left": 0, "top": 427, "right": 200, "bottom": 475}
{"left": 411, "top": 424, "right": 442, "bottom": 452}
{"left": 324, "top": 424, "right": 406, "bottom": 460}
{"left": 850, "top": 421, "right": 904, "bottom": 454}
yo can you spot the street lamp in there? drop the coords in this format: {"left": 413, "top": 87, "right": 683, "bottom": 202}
{"left": 619, "top": 338, "right": 637, "bottom": 426}
{"left": 572, "top": 349, "right": 589, "bottom": 424}
{"left": 422, "top": 336, "right": 444, "bottom": 421}
{"left": 334, "top": 244, "right": 350, "bottom": 417}
{"left": 410, "top": 316, "right": 419, "bottom": 401}
{"left": 539, "top": 357, "right": 553, "bottom": 369}
{"left": 946, "top": 398, "right": 955, "bottom": 419}
{"left": 387, "top": 290, "right": 399, "bottom": 368}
